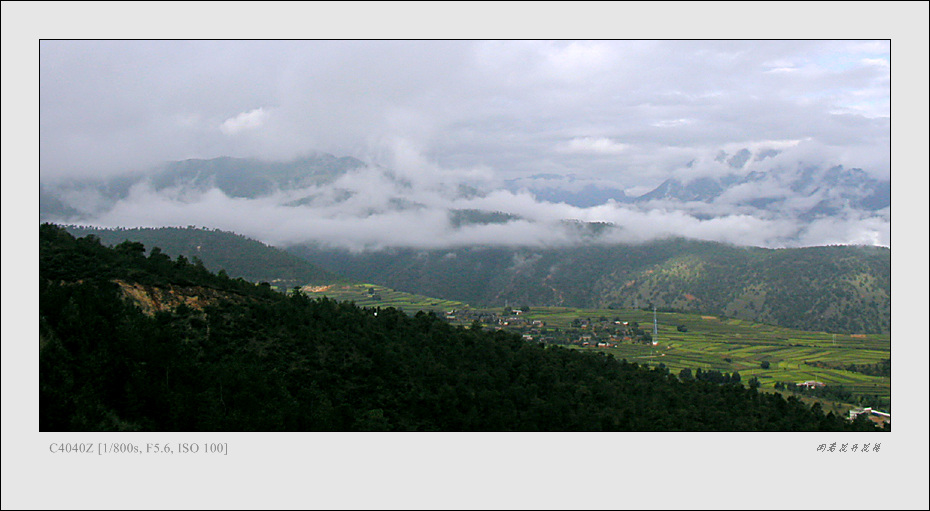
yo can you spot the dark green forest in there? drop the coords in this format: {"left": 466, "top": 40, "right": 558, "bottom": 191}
{"left": 40, "top": 224, "right": 885, "bottom": 431}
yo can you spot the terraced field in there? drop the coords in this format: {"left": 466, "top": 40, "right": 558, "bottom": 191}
{"left": 598, "top": 314, "right": 887, "bottom": 391}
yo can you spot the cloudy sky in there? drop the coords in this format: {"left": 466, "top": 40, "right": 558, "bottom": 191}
{"left": 36, "top": 37, "right": 897, "bottom": 249}
{"left": 41, "top": 39, "right": 890, "bottom": 189}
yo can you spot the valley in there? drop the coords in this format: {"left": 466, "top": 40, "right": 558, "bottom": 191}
{"left": 303, "top": 282, "right": 891, "bottom": 414}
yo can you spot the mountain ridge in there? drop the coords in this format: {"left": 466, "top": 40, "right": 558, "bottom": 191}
{"left": 510, "top": 161, "right": 889, "bottom": 215}
{"left": 289, "top": 238, "right": 890, "bottom": 334}
{"left": 56, "top": 224, "right": 890, "bottom": 334}
{"left": 40, "top": 152, "right": 367, "bottom": 222}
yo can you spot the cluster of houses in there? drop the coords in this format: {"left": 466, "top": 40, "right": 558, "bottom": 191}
{"left": 571, "top": 318, "right": 656, "bottom": 347}
{"left": 848, "top": 407, "right": 891, "bottom": 426}
{"left": 443, "top": 308, "right": 533, "bottom": 328}
{"left": 444, "top": 309, "right": 654, "bottom": 347}
{"left": 792, "top": 381, "right": 891, "bottom": 426}
{"left": 796, "top": 380, "right": 826, "bottom": 389}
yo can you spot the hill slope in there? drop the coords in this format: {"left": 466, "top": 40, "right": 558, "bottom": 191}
{"left": 289, "top": 238, "right": 890, "bottom": 334}
{"left": 65, "top": 225, "right": 340, "bottom": 289}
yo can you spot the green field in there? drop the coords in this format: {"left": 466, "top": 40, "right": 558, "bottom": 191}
{"left": 301, "top": 283, "right": 891, "bottom": 411}
{"left": 302, "top": 283, "right": 469, "bottom": 313}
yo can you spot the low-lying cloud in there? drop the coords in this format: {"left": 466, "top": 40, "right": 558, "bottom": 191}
{"left": 53, "top": 143, "right": 890, "bottom": 252}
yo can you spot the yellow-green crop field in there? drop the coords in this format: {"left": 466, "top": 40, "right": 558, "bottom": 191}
{"left": 551, "top": 309, "right": 888, "bottom": 398}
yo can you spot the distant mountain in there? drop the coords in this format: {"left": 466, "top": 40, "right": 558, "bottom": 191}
{"left": 505, "top": 176, "right": 632, "bottom": 208}
{"left": 40, "top": 183, "right": 82, "bottom": 220}
{"left": 40, "top": 153, "right": 366, "bottom": 221}
{"left": 289, "top": 238, "right": 891, "bottom": 334}
{"left": 64, "top": 225, "right": 341, "bottom": 289}
{"left": 505, "top": 149, "right": 889, "bottom": 220}
{"left": 635, "top": 176, "right": 726, "bottom": 203}
{"left": 149, "top": 153, "right": 366, "bottom": 198}
{"left": 636, "top": 164, "right": 890, "bottom": 215}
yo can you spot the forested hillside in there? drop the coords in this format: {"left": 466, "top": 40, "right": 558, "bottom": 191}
{"left": 290, "top": 239, "right": 890, "bottom": 334}
{"left": 53, "top": 225, "right": 890, "bottom": 334}
{"left": 40, "top": 224, "right": 884, "bottom": 432}
{"left": 65, "top": 225, "right": 340, "bottom": 289}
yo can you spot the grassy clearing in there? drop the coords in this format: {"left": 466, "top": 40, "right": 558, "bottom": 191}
{"left": 301, "top": 283, "right": 468, "bottom": 315}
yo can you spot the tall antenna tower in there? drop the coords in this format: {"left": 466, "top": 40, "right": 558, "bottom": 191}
{"left": 652, "top": 306, "right": 659, "bottom": 345}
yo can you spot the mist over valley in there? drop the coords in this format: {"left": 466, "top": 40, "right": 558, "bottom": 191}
{"left": 42, "top": 143, "right": 889, "bottom": 251}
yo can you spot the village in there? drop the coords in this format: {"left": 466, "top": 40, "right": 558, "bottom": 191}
{"left": 442, "top": 307, "right": 660, "bottom": 348}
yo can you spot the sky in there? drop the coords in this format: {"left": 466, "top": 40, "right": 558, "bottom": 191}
{"left": 38, "top": 39, "right": 895, "bottom": 249}
{"left": 40, "top": 39, "right": 890, "bottom": 188}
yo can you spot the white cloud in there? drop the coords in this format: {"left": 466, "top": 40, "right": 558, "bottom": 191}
{"left": 219, "top": 107, "right": 269, "bottom": 135}
{"left": 652, "top": 119, "right": 694, "bottom": 128}
{"left": 796, "top": 212, "right": 890, "bottom": 247}
{"left": 556, "top": 137, "right": 629, "bottom": 155}
{"left": 861, "top": 58, "right": 889, "bottom": 68}
{"left": 764, "top": 67, "right": 798, "bottom": 74}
